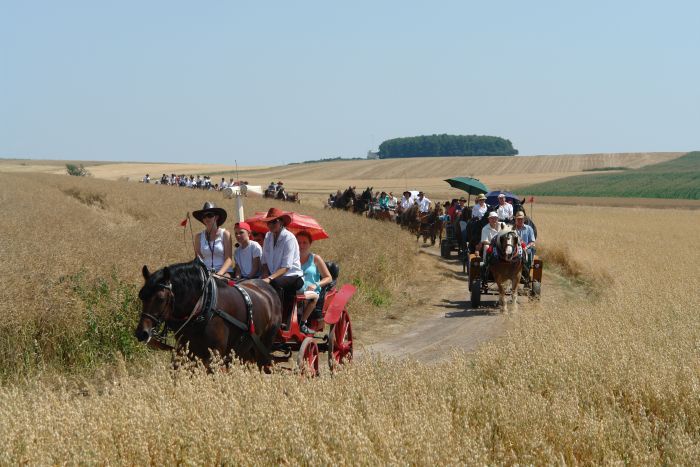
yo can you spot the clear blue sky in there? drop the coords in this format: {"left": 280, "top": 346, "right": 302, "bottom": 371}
{"left": 2, "top": 0, "right": 699, "bottom": 165}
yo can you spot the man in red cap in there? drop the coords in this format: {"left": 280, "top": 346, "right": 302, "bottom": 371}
{"left": 232, "top": 222, "right": 262, "bottom": 279}
{"left": 260, "top": 208, "right": 304, "bottom": 316}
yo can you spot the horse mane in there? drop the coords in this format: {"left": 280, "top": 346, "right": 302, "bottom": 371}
{"left": 139, "top": 259, "right": 205, "bottom": 301}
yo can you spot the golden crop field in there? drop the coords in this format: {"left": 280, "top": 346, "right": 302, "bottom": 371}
{"left": 1, "top": 171, "right": 699, "bottom": 464}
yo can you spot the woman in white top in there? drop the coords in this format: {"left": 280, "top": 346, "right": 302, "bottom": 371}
{"left": 232, "top": 221, "right": 262, "bottom": 279}
{"left": 471, "top": 193, "right": 488, "bottom": 219}
{"left": 193, "top": 202, "right": 233, "bottom": 276}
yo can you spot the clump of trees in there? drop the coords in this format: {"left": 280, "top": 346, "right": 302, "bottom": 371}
{"left": 66, "top": 163, "right": 91, "bottom": 177}
{"left": 378, "top": 134, "right": 518, "bottom": 159}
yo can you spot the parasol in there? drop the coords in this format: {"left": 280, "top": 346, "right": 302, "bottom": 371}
{"left": 244, "top": 211, "right": 329, "bottom": 241}
{"left": 485, "top": 190, "right": 520, "bottom": 205}
{"left": 444, "top": 177, "right": 489, "bottom": 204}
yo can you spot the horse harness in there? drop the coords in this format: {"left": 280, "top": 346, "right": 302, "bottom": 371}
{"left": 152, "top": 267, "right": 273, "bottom": 359}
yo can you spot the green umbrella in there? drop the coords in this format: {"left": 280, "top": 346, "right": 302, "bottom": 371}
{"left": 444, "top": 177, "right": 489, "bottom": 205}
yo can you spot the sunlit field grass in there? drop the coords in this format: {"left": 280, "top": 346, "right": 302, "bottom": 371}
{"left": 1, "top": 172, "right": 699, "bottom": 463}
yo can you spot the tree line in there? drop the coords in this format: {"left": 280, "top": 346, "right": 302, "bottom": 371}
{"left": 378, "top": 134, "right": 518, "bottom": 158}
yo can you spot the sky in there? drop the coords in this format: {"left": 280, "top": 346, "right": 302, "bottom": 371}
{"left": 1, "top": 0, "right": 699, "bottom": 165}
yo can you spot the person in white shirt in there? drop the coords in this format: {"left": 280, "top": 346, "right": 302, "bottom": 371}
{"left": 387, "top": 192, "right": 398, "bottom": 210}
{"left": 398, "top": 191, "right": 414, "bottom": 213}
{"left": 233, "top": 222, "right": 262, "bottom": 279}
{"left": 496, "top": 193, "right": 513, "bottom": 222}
{"left": 260, "top": 208, "right": 304, "bottom": 314}
{"left": 477, "top": 211, "right": 501, "bottom": 262}
{"left": 416, "top": 191, "right": 431, "bottom": 213}
{"left": 471, "top": 194, "right": 488, "bottom": 219}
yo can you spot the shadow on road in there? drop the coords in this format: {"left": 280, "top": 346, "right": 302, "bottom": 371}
{"left": 437, "top": 298, "right": 499, "bottom": 318}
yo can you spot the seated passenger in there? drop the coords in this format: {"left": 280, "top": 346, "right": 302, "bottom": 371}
{"left": 378, "top": 192, "right": 390, "bottom": 211}
{"left": 476, "top": 211, "right": 501, "bottom": 266}
{"left": 496, "top": 193, "right": 513, "bottom": 222}
{"left": 295, "top": 231, "right": 332, "bottom": 335}
{"left": 387, "top": 192, "right": 397, "bottom": 210}
{"left": 232, "top": 222, "right": 262, "bottom": 280}
{"left": 471, "top": 194, "right": 488, "bottom": 220}
{"left": 193, "top": 202, "right": 233, "bottom": 276}
{"left": 260, "top": 208, "right": 304, "bottom": 317}
{"left": 514, "top": 211, "right": 536, "bottom": 278}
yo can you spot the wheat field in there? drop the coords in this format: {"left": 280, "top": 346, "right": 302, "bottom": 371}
{"left": 1, "top": 172, "right": 699, "bottom": 464}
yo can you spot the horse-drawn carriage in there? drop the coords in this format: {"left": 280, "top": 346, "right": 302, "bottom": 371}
{"left": 440, "top": 221, "right": 465, "bottom": 259}
{"left": 264, "top": 184, "right": 301, "bottom": 203}
{"left": 135, "top": 258, "right": 355, "bottom": 376}
{"left": 272, "top": 263, "right": 354, "bottom": 374}
{"left": 467, "top": 226, "right": 542, "bottom": 309}
{"left": 135, "top": 209, "right": 354, "bottom": 376}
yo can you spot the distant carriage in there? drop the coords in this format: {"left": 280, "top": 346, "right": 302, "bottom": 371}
{"left": 467, "top": 227, "right": 542, "bottom": 309}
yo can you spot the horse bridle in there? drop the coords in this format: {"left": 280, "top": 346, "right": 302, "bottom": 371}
{"left": 140, "top": 282, "right": 175, "bottom": 340}
{"left": 500, "top": 231, "right": 520, "bottom": 262}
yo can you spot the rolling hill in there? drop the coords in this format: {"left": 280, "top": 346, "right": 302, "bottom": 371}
{"left": 521, "top": 151, "right": 700, "bottom": 199}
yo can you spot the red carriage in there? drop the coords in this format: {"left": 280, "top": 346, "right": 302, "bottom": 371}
{"left": 245, "top": 211, "right": 355, "bottom": 375}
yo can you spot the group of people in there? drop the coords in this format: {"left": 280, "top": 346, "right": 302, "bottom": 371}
{"left": 143, "top": 173, "right": 249, "bottom": 191}
{"left": 193, "top": 202, "right": 329, "bottom": 335}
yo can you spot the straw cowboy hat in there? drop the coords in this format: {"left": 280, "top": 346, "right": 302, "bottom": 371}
{"left": 259, "top": 207, "right": 291, "bottom": 226}
{"left": 515, "top": 211, "right": 526, "bottom": 219}
{"left": 476, "top": 194, "right": 487, "bottom": 201}
{"left": 193, "top": 201, "right": 227, "bottom": 225}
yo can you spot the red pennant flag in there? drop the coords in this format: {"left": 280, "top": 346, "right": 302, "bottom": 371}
{"left": 528, "top": 196, "right": 535, "bottom": 203}
{"left": 180, "top": 218, "right": 188, "bottom": 227}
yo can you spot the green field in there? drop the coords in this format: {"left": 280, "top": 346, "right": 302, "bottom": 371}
{"left": 522, "top": 151, "right": 700, "bottom": 199}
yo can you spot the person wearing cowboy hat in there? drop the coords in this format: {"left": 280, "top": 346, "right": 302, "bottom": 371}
{"left": 193, "top": 202, "right": 233, "bottom": 276}
{"left": 471, "top": 193, "right": 488, "bottom": 220}
{"left": 398, "top": 191, "right": 413, "bottom": 214}
{"left": 232, "top": 222, "right": 262, "bottom": 279}
{"left": 260, "top": 207, "right": 304, "bottom": 315}
{"left": 496, "top": 193, "right": 513, "bottom": 222}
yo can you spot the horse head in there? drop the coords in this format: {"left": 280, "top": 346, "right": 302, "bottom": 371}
{"left": 135, "top": 259, "right": 205, "bottom": 342}
{"left": 497, "top": 228, "right": 521, "bottom": 262}
{"left": 135, "top": 265, "right": 175, "bottom": 343}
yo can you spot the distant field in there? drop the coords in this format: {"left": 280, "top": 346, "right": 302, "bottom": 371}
{"left": 522, "top": 151, "right": 700, "bottom": 199}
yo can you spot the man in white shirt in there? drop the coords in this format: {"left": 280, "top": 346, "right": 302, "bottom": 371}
{"left": 398, "top": 191, "right": 413, "bottom": 213}
{"left": 477, "top": 211, "right": 501, "bottom": 263}
{"left": 260, "top": 208, "right": 303, "bottom": 315}
{"left": 233, "top": 222, "right": 262, "bottom": 279}
{"left": 496, "top": 193, "right": 513, "bottom": 222}
{"left": 417, "top": 192, "right": 431, "bottom": 213}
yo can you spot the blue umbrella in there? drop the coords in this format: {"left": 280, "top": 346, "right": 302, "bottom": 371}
{"left": 485, "top": 190, "right": 521, "bottom": 206}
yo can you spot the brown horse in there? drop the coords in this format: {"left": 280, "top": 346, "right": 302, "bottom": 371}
{"left": 399, "top": 204, "right": 421, "bottom": 233}
{"left": 489, "top": 227, "right": 523, "bottom": 312}
{"left": 135, "top": 258, "right": 282, "bottom": 368}
{"left": 416, "top": 204, "right": 444, "bottom": 245}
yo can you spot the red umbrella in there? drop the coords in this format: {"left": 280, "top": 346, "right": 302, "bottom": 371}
{"left": 244, "top": 211, "right": 330, "bottom": 241}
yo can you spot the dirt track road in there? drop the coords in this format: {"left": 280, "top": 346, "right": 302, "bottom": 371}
{"left": 360, "top": 244, "right": 546, "bottom": 363}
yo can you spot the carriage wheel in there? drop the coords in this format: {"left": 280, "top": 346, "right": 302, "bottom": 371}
{"left": 470, "top": 279, "right": 481, "bottom": 308}
{"left": 297, "top": 337, "right": 319, "bottom": 377}
{"left": 530, "top": 280, "right": 541, "bottom": 299}
{"left": 328, "top": 309, "right": 353, "bottom": 370}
